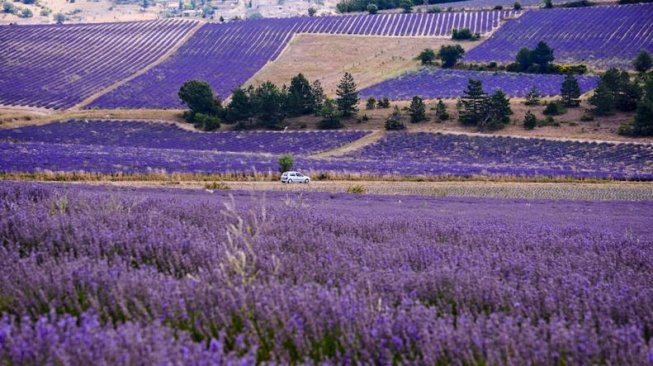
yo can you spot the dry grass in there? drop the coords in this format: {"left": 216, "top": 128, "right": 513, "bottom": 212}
{"left": 0, "top": 109, "right": 187, "bottom": 130}
{"left": 21, "top": 179, "right": 653, "bottom": 201}
{"left": 247, "top": 34, "right": 478, "bottom": 96}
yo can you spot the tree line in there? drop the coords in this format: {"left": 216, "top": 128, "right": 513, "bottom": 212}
{"left": 178, "top": 73, "right": 360, "bottom": 131}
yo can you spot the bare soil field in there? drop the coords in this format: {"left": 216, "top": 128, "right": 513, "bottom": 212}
{"left": 248, "top": 34, "right": 478, "bottom": 95}
{"left": 0, "top": 0, "right": 161, "bottom": 24}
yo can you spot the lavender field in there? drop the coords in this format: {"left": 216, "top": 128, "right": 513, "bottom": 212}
{"left": 464, "top": 4, "right": 653, "bottom": 69}
{"left": 359, "top": 69, "right": 599, "bottom": 100}
{"left": 86, "top": 11, "right": 517, "bottom": 109}
{"left": 0, "top": 182, "right": 651, "bottom": 364}
{"left": 1, "top": 124, "right": 652, "bottom": 179}
{"left": 0, "top": 120, "right": 368, "bottom": 155}
{"left": 0, "top": 20, "right": 197, "bottom": 109}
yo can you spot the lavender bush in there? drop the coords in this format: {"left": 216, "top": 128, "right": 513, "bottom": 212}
{"left": 359, "top": 69, "right": 599, "bottom": 100}
{"left": 464, "top": 4, "right": 653, "bottom": 69}
{"left": 86, "top": 11, "right": 517, "bottom": 109}
{"left": 0, "top": 120, "right": 368, "bottom": 154}
{"left": 0, "top": 20, "right": 197, "bottom": 109}
{"left": 0, "top": 182, "right": 651, "bottom": 364}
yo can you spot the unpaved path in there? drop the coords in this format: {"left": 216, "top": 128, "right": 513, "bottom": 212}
{"left": 311, "top": 130, "right": 385, "bottom": 158}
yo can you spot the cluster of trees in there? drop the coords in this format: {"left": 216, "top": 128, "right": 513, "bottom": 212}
{"left": 178, "top": 73, "right": 360, "bottom": 131}
{"left": 507, "top": 41, "right": 555, "bottom": 73}
{"left": 337, "top": 0, "right": 461, "bottom": 13}
{"left": 458, "top": 79, "right": 512, "bottom": 130}
{"left": 383, "top": 98, "right": 449, "bottom": 130}
{"left": 451, "top": 28, "right": 480, "bottom": 41}
{"left": 417, "top": 45, "right": 465, "bottom": 67}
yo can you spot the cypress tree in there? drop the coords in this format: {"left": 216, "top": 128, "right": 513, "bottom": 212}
{"left": 408, "top": 96, "right": 427, "bottom": 123}
{"left": 336, "top": 72, "right": 359, "bottom": 117}
{"left": 560, "top": 74, "right": 581, "bottom": 107}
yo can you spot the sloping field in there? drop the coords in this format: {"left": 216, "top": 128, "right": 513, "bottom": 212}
{"left": 464, "top": 3, "right": 653, "bottom": 69}
{"left": 359, "top": 68, "right": 599, "bottom": 100}
{"left": 86, "top": 11, "right": 518, "bottom": 109}
{"left": 248, "top": 34, "right": 477, "bottom": 95}
{"left": 0, "top": 20, "right": 198, "bottom": 109}
{"left": 1, "top": 121, "right": 652, "bottom": 179}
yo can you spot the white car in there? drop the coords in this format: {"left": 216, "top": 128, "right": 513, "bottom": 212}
{"left": 281, "top": 171, "right": 311, "bottom": 184}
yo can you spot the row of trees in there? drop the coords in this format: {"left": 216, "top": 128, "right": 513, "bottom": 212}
{"left": 417, "top": 45, "right": 465, "bottom": 68}
{"left": 178, "top": 73, "right": 361, "bottom": 131}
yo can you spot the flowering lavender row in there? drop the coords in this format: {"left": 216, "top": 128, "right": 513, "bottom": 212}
{"left": 464, "top": 4, "right": 653, "bottom": 69}
{"left": 2, "top": 136, "right": 652, "bottom": 179}
{"left": 0, "top": 120, "right": 368, "bottom": 155}
{"left": 418, "top": 0, "right": 573, "bottom": 10}
{"left": 342, "top": 132, "right": 653, "bottom": 179}
{"left": 87, "top": 11, "right": 517, "bottom": 109}
{"left": 0, "top": 182, "right": 652, "bottom": 364}
{"left": 0, "top": 20, "right": 198, "bottom": 109}
{"left": 359, "top": 68, "right": 599, "bottom": 100}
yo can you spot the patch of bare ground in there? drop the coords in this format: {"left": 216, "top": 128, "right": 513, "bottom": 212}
{"left": 247, "top": 34, "right": 478, "bottom": 96}
{"left": 0, "top": 109, "right": 187, "bottom": 129}
{"left": 32, "top": 180, "right": 653, "bottom": 201}
{"left": 311, "top": 130, "right": 385, "bottom": 158}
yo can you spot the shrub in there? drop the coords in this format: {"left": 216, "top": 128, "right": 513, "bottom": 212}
{"left": 318, "top": 99, "right": 343, "bottom": 129}
{"left": 580, "top": 114, "right": 594, "bottom": 122}
{"left": 525, "top": 87, "right": 540, "bottom": 106}
{"left": 377, "top": 97, "right": 391, "bottom": 109}
{"left": 366, "top": 3, "right": 377, "bottom": 14}
{"left": 435, "top": 100, "right": 449, "bottom": 121}
{"left": 416, "top": 48, "right": 437, "bottom": 65}
{"left": 3, "top": 2, "right": 16, "bottom": 13}
{"left": 538, "top": 115, "right": 560, "bottom": 127}
{"left": 543, "top": 101, "right": 566, "bottom": 116}
{"left": 347, "top": 185, "right": 365, "bottom": 194}
{"left": 523, "top": 111, "right": 537, "bottom": 129}
{"left": 365, "top": 97, "right": 376, "bottom": 110}
{"left": 20, "top": 8, "right": 32, "bottom": 17}
{"left": 451, "top": 28, "right": 479, "bottom": 41}
{"left": 278, "top": 154, "right": 294, "bottom": 173}
{"left": 426, "top": 6, "right": 441, "bottom": 12}
{"left": 493, "top": 5, "right": 503, "bottom": 9}
{"left": 438, "top": 45, "right": 465, "bottom": 68}
{"left": 193, "top": 113, "right": 221, "bottom": 131}
{"left": 204, "top": 182, "right": 230, "bottom": 190}
{"left": 513, "top": 2, "right": 522, "bottom": 9}
{"left": 385, "top": 106, "right": 406, "bottom": 130}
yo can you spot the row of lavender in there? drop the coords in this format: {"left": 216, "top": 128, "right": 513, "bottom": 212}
{"left": 359, "top": 68, "right": 599, "bottom": 100}
{"left": 1, "top": 182, "right": 651, "bottom": 364}
{"left": 0, "top": 120, "right": 368, "bottom": 154}
{"left": 87, "top": 11, "right": 516, "bottom": 109}
{"left": 464, "top": 3, "right": 653, "bottom": 69}
{"left": 0, "top": 20, "right": 198, "bottom": 109}
{"left": 1, "top": 121, "right": 651, "bottom": 179}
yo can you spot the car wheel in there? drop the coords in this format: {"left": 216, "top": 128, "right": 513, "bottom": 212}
{"left": 304, "top": 179, "right": 309, "bottom": 184}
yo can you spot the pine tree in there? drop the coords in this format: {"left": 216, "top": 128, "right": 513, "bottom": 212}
{"left": 459, "top": 79, "right": 487, "bottom": 125}
{"left": 560, "top": 74, "right": 581, "bottom": 107}
{"left": 286, "top": 73, "right": 315, "bottom": 116}
{"left": 408, "top": 96, "right": 427, "bottom": 123}
{"left": 311, "top": 80, "right": 325, "bottom": 113}
{"left": 253, "top": 82, "right": 285, "bottom": 129}
{"left": 483, "top": 90, "right": 512, "bottom": 130}
{"left": 523, "top": 110, "right": 537, "bottom": 130}
{"left": 225, "top": 86, "right": 254, "bottom": 123}
{"left": 336, "top": 72, "right": 359, "bottom": 117}
{"left": 589, "top": 83, "right": 615, "bottom": 116}
{"left": 435, "top": 99, "right": 449, "bottom": 121}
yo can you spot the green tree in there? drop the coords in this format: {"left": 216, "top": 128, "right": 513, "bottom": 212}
{"left": 3, "top": 2, "right": 16, "bottom": 13}
{"left": 367, "top": 3, "right": 378, "bottom": 13}
{"left": 408, "top": 96, "right": 427, "bottom": 123}
{"left": 523, "top": 110, "right": 537, "bottom": 129}
{"left": 513, "top": 2, "right": 522, "bottom": 9}
{"left": 278, "top": 154, "right": 294, "bottom": 173}
{"left": 400, "top": 0, "right": 412, "bottom": 12}
{"left": 253, "top": 81, "right": 286, "bottom": 129}
{"left": 178, "top": 80, "right": 220, "bottom": 117}
{"left": 366, "top": 97, "right": 376, "bottom": 110}
{"left": 458, "top": 79, "right": 487, "bottom": 125}
{"left": 416, "top": 48, "right": 436, "bottom": 65}
{"left": 630, "top": 76, "right": 653, "bottom": 136}
{"left": 634, "top": 50, "right": 652, "bottom": 73}
{"left": 435, "top": 99, "right": 449, "bottom": 121}
{"left": 286, "top": 73, "right": 315, "bottom": 116}
{"left": 385, "top": 106, "right": 406, "bottom": 130}
{"left": 515, "top": 48, "right": 533, "bottom": 71}
{"left": 318, "top": 99, "right": 343, "bottom": 129}
{"left": 193, "top": 113, "right": 221, "bottom": 131}
{"left": 544, "top": 0, "right": 553, "bottom": 8}
{"left": 560, "top": 74, "right": 581, "bottom": 107}
{"left": 483, "top": 90, "right": 512, "bottom": 130}
{"left": 20, "top": 8, "right": 32, "bottom": 17}
{"left": 378, "top": 97, "right": 391, "bottom": 108}
{"left": 225, "top": 87, "right": 254, "bottom": 123}
{"left": 336, "top": 72, "right": 359, "bottom": 117}
{"left": 589, "top": 83, "right": 615, "bottom": 115}
{"left": 307, "top": 6, "right": 317, "bottom": 16}
{"left": 438, "top": 45, "right": 465, "bottom": 68}
{"left": 531, "top": 41, "right": 555, "bottom": 72}
{"left": 311, "top": 80, "right": 326, "bottom": 113}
